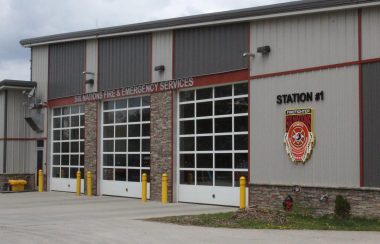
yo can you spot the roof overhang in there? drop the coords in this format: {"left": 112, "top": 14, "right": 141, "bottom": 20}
{"left": 0, "top": 80, "right": 37, "bottom": 91}
{"left": 20, "top": 0, "right": 380, "bottom": 47}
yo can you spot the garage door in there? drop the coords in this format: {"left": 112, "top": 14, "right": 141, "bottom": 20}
{"left": 51, "top": 105, "right": 84, "bottom": 193}
{"left": 101, "top": 96, "right": 150, "bottom": 198}
{"left": 177, "top": 83, "right": 249, "bottom": 206}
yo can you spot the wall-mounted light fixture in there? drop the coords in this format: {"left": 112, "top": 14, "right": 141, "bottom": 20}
{"left": 154, "top": 65, "right": 165, "bottom": 72}
{"left": 243, "top": 52, "right": 255, "bottom": 58}
{"left": 85, "top": 79, "right": 94, "bottom": 85}
{"left": 83, "top": 71, "right": 95, "bottom": 85}
{"left": 83, "top": 71, "right": 96, "bottom": 93}
{"left": 257, "top": 45, "right": 271, "bottom": 55}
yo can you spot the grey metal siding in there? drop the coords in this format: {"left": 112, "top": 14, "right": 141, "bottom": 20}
{"left": 363, "top": 62, "right": 380, "bottom": 187}
{"left": 98, "top": 34, "right": 150, "bottom": 91}
{"left": 6, "top": 90, "right": 30, "bottom": 138}
{"left": 152, "top": 31, "right": 173, "bottom": 83}
{"left": 48, "top": 41, "right": 86, "bottom": 99}
{"left": 251, "top": 66, "right": 360, "bottom": 187}
{"left": 86, "top": 39, "right": 98, "bottom": 92}
{"left": 31, "top": 46, "right": 48, "bottom": 139}
{"left": 0, "top": 91, "right": 4, "bottom": 138}
{"left": 250, "top": 10, "right": 358, "bottom": 76}
{"left": 0, "top": 91, "right": 4, "bottom": 173}
{"left": 5, "top": 90, "right": 36, "bottom": 174}
{"left": 0, "top": 141, "right": 3, "bottom": 173}
{"left": 362, "top": 7, "right": 380, "bottom": 60}
{"left": 6, "top": 141, "right": 35, "bottom": 174}
{"left": 32, "top": 46, "right": 49, "bottom": 101}
{"left": 174, "top": 23, "right": 249, "bottom": 79}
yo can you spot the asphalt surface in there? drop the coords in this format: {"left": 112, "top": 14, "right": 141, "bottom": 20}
{"left": 0, "top": 192, "right": 379, "bottom": 244}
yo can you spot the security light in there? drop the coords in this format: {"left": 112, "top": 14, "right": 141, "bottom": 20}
{"left": 154, "top": 65, "right": 165, "bottom": 72}
{"left": 257, "top": 45, "right": 271, "bottom": 55}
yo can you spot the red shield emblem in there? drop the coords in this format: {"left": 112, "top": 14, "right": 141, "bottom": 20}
{"left": 284, "top": 109, "right": 315, "bottom": 163}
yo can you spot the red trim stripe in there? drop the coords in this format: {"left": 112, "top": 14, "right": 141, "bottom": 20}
{"left": 251, "top": 61, "right": 359, "bottom": 80}
{"left": 170, "top": 90, "right": 174, "bottom": 203}
{"left": 247, "top": 81, "right": 251, "bottom": 205}
{"left": 48, "top": 97, "right": 76, "bottom": 107}
{"left": 358, "top": 9, "right": 364, "bottom": 187}
{"left": 361, "top": 57, "right": 380, "bottom": 64}
{"left": 95, "top": 102, "right": 99, "bottom": 195}
{"left": 247, "top": 23, "right": 251, "bottom": 206}
{"left": 45, "top": 108, "right": 49, "bottom": 191}
{"left": 358, "top": 9, "right": 362, "bottom": 61}
{"left": 194, "top": 69, "right": 249, "bottom": 87}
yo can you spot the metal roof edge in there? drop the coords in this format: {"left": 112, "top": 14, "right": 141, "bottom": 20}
{"left": 20, "top": 0, "right": 380, "bottom": 47}
{"left": 0, "top": 80, "right": 37, "bottom": 89}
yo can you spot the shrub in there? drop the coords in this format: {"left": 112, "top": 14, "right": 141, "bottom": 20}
{"left": 334, "top": 195, "right": 351, "bottom": 218}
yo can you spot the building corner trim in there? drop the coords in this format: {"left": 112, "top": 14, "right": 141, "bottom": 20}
{"left": 3, "top": 90, "right": 7, "bottom": 173}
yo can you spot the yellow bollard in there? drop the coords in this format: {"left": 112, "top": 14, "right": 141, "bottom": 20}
{"left": 38, "top": 169, "right": 43, "bottom": 192}
{"left": 86, "top": 171, "right": 92, "bottom": 197}
{"left": 76, "top": 170, "right": 81, "bottom": 196}
{"left": 240, "top": 176, "right": 246, "bottom": 209}
{"left": 162, "top": 173, "right": 168, "bottom": 204}
{"left": 142, "top": 173, "right": 147, "bottom": 203}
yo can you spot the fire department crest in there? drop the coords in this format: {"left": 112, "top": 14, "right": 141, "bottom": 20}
{"left": 284, "top": 108, "right": 315, "bottom": 163}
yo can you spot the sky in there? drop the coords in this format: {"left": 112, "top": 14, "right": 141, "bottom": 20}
{"left": 0, "top": 0, "right": 295, "bottom": 81}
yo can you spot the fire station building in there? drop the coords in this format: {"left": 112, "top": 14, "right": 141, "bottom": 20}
{"left": 7, "top": 0, "right": 380, "bottom": 217}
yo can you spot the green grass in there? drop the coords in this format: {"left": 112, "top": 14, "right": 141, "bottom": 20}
{"left": 148, "top": 211, "right": 380, "bottom": 231}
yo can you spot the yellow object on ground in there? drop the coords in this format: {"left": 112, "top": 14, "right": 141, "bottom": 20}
{"left": 8, "top": 179, "right": 27, "bottom": 192}
{"left": 162, "top": 173, "right": 168, "bottom": 204}
{"left": 240, "top": 176, "right": 246, "bottom": 209}
{"left": 142, "top": 173, "right": 147, "bottom": 203}
{"left": 38, "top": 170, "right": 43, "bottom": 192}
{"left": 86, "top": 171, "right": 92, "bottom": 197}
{"left": 76, "top": 170, "right": 81, "bottom": 196}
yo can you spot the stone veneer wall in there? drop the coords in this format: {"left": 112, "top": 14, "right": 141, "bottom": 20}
{"left": 150, "top": 91, "right": 173, "bottom": 201}
{"left": 84, "top": 102, "right": 98, "bottom": 195}
{"left": 0, "top": 174, "right": 35, "bottom": 191}
{"left": 250, "top": 184, "right": 380, "bottom": 218}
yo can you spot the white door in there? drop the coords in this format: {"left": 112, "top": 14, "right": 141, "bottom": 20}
{"left": 100, "top": 96, "right": 151, "bottom": 198}
{"left": 177, "top": 83, "right": 249, "bottom": 206}
{"left": 50, "top": 105, "right": 85, "bottom": 193}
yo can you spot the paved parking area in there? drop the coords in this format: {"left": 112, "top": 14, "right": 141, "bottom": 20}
{"left": 0, "top": 192, "right": 379, "bottom": 244}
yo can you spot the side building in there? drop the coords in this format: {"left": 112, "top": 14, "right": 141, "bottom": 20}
{"left": 19, "top": 0, "right": 380, "bottom": 217}
{"left": 0, "top": 79, "right": 41, "bottom": 190}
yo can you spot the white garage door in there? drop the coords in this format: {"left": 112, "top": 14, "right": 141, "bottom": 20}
{"left": 177, "top": 83, "right": 249, "bottom": 206}
{"left": 51, "top": 105, "right": 84, "bottom": 193}
{"left": 101, "top": 96, "right": 150, "bottom": 198}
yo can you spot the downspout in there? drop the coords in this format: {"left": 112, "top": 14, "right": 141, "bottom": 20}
{"left": 30, "top": 48, "right": 33, "bottom": 82}
{"left": 3, "top": 90, "right": 7, "bottom": 173}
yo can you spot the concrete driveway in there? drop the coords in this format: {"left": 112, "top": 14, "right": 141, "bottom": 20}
{"left": 0, "top": 192, "right": 379, "bottom": 244}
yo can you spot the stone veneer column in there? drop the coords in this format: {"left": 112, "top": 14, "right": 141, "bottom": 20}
{"left": 150, "top": 91, "right": 173, "bottom": 201}
{"left": 84, "top": 102, "right": 98, "bottom": 195}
